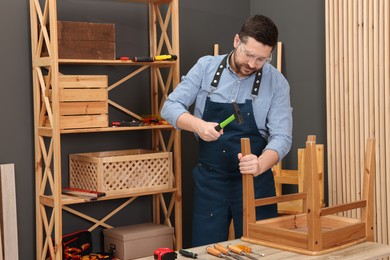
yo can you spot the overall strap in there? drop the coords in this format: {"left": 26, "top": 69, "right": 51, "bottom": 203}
{"left": 210, "top": 54, "right": 263, "bottom": 97}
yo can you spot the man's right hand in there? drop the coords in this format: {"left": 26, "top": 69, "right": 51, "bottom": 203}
{"left": 177, "top": 112, "right": 222, "bottom": 142}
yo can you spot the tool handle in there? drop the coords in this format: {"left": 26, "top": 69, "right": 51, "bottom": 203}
{"left": 206, "top": 247, "right": 222, "bottom": 257}
{"left": 133, "top": 56, "right": 154, "bottom": 62}
{"left": 214, "top": 244, "right": 229, "bottom": 255}
{"left": 227, "top": 244, "right": 243, "bottom": 255}
{"left": 179, "top": 249, "right": 198, "bottom": 259}
{"left": 154, "top": 54, "right": 177, "bottom": 61}
{"left": 236, "top": 245, "right": 252, "bottom": 253}
{"left": 215, "top": 114, "right": 235, "bottom": 131}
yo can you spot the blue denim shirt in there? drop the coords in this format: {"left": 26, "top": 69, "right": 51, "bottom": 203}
{"left": 161, "top": 53, "right": 293, "bottom": 160}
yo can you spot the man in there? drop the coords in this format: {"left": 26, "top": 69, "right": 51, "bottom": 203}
{"left": 161, "top": 14, "right": 292, "bottom": 246}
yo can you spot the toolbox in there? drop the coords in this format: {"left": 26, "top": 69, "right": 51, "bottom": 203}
{"left": 103, "top": 223, "right": 174, "bottom": 259}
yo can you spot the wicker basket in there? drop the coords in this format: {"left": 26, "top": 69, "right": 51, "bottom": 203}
{"left": 69, "top": 149, "right": 172, "bottom": 194}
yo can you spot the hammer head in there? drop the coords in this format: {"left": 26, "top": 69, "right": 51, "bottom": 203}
{"left": 214, "top": 102, "right": 245, "bottom": 131}
{"left": 232, "top": 102, "right": 244, "bottom": 125}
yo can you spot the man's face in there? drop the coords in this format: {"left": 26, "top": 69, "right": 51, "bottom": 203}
{"left": 232, "top": 35, "right": 273, "bottom": 77}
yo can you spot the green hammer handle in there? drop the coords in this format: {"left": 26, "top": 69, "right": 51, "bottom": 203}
{"left": 215, "top": 114, "right": 235, "bottom": 131}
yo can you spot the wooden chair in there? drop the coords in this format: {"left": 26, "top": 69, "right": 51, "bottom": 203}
{"left": 228, "top": 141, "right": 325, "bottom": 240}
{"left": 273, "top": 144, "right": 325, "bottom": 214}
{"left": 241, "top": 135, "right": 375, "bottom": 255}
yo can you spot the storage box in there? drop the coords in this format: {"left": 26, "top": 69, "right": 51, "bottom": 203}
{"left": 69, "top": 149, "right": 173, "bottom": 194}
{"left": 103, "top": 223, "right": 174, "bottom": 259}
{"left": 56, "top": 21, "right": 116, "bottom": 60}
{"left": 47, "top": 75, "right": 109, "bottom": 129}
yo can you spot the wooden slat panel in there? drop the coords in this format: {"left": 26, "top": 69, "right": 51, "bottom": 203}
{"left": 326, "top": 0, "right": 390, "bottom": 245}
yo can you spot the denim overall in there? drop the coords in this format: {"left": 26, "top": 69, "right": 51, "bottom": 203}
{"left": 191, "top": 55, "right": 277, "bottom": 247}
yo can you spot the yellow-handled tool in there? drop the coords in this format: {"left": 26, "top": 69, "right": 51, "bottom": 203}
{"left": 236, "top": 244, "right": 265, "bottom": 257}
{"left": 214, "top": 244, "right": 243, "bottom": 260}
{"left": 206, "top": 247, "right": 234, "bottom": 259}
{"left": 227, "top": 244, "right": 258, "bottom": 260}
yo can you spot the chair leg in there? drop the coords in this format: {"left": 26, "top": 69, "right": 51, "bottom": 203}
{"left": 241, "top": 138, "right": 256, "bottom": 237}
{"left": 361, "top": 138, "right": 376, "bottom": 241}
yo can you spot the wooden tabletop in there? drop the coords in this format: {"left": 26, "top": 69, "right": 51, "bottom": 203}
{"left": 136, "top": 239, "right": 390, "bottom": 260}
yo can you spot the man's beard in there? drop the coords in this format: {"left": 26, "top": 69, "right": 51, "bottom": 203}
{"left": 233, "top": 52, "right": 256, "bottom": 77}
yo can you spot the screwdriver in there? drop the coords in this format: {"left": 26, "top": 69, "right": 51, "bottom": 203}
{"left": 227, "top": 244, "right": 258, "bottom": 260}
{"left": 179, "top": 249, "right": 198, "bottom": 258}
{"left": 236, "top": 244, "right": 265, "bottom": 257}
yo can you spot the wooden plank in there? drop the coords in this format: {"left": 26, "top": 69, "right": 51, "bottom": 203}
{"left": 58, "top": 75, "right": 108, "bottom": 89}
{"left": 385, "top": 0, "right": 390, "bottom": 247}
{"left": 59, "top": 101, "right": 107, "bottom": 116}
{"left": 0, "top": 164, "right": 19, "bottom": 259}
{"left": 320, "top": 200, "right": 366, "bottom": 216}
{"left": 59, "top": 88, "right": 107, "bottom": 102}
{"left": 322, "top": 223, "right": 366, "bottom": 249}
{"left": 247, "top": 224, "right": 308, "bottom": 250}
{"left": 59, "top": 114, "right": 108, "bottom": 129}
{"left": 254, "top": 193, "right": 307, "bottom": 207}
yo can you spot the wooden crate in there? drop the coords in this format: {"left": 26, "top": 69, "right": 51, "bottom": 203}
{"left": 47, "top": 75, "right": 109, "bottom": 129}
{"left": 69, "top": 149, "right": 173, "bottom": 194}
{"left": 56, "top": 21, "right": 115, "bottom": 60}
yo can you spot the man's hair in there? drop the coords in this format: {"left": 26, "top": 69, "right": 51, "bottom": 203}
{"left": 238, "top": 14, "right": 278, "bottom": 49}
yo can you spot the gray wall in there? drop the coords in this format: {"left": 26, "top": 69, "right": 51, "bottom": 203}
{"left": 0, "top": 0, "right": 324, "bottom": 257}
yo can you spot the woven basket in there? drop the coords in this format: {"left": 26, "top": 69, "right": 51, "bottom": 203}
{"left": 69, "top": 149, "right": 172, "bottom": 194}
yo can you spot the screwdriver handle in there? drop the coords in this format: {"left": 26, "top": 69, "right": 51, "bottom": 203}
{"left": 206, "top": 247, "right": 222, "bottom": 257}
{"left": 179, "top": 249, "right": 198, "bottom": 259}
{"left": 214, "top": 244, "right": 229, "bottom": 255}
{"left": 227, "top": 244, "right": 244, "bottom": 255}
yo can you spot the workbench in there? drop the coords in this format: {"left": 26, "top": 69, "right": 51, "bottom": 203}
{"left": 136, "top": 238, "right": 390, "bottom": 260}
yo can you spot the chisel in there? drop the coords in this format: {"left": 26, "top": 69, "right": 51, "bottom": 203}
{"left": 227, "top": 244, "right": 258, "bottom": 260}
{"left": 206, "top": 247, "right": 235, "bottom": 260}
{"left": 214, "top": 244, "right": 244, "bottom": 260}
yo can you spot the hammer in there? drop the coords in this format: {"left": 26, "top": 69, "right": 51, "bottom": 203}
{"left": 214, "top": 102, "right": 244, "bottom": 131}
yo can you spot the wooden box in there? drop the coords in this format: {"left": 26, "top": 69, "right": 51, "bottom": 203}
{"left": 103, "top": 223, "right": 174, "bottom": 259}
{"left": 56, "top": 75, "right": 108, "bottom": 129}
{"left": 69, "top": 149, "right": 173, "bottom": 194}
{"left": 57, "top": 21, "right": 115, "bottom": 60}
